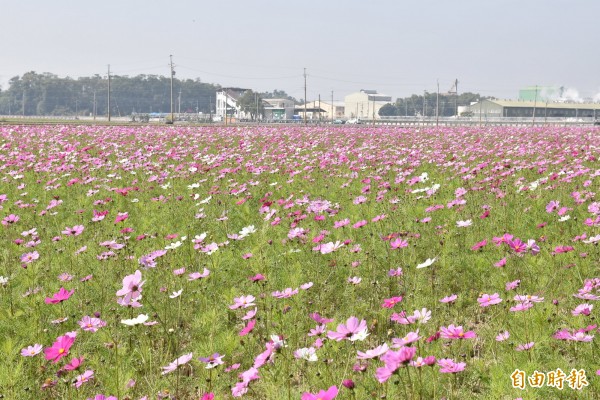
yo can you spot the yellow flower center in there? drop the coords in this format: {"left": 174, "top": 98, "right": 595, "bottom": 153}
{"left": 59, "top": 348, "right": 65, "bottom": 354}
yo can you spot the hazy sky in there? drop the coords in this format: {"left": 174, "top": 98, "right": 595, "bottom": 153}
{"left": 2, "top": 0, "right": 599, "bottom": 102}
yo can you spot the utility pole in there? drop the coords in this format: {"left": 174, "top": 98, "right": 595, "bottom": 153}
{"left": 423, "top": 91, "right": 426, "bottom": 117}
{"left": 318, "top": 94, "right": 321, "bottom": 123}
{"left": 169, "top": 55, "right": 175, "bottom": 123}
{"left": 107, "top": 64, "right": 111, "bottom": 122}
{"left": 455, "top": 78, "right": 459, "bottom": 118}
{"left": 436, "top": 80, "right": 440, "bottom": 126}
{"left": 178, "top": 88, "right": 182, "bottom": 116}
{"left": 303, "top": 68, "right": 307, "bottom": 124}
{"left": 331, "top": 90, "right": 334, "bottom": 123}
{"left": 532, "top": 85, "right": 538, "bottom": 126}
{"left": 372, "top": 95, "right": 375, "bottom": 126}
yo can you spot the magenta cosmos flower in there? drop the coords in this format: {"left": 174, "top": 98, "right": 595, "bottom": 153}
{"left": 381, "top": 296, "right": 403, "bottom": 308}
{"left": 44, "top": 332, "right": 76, "bottom": 363}
{"left": 301, "top": 385, "right": 338, "bottom": 400}
{"left": 45, "top": 287, "right": 75, "bottom": 304}
{"left": 327, "top": 317, "right": 369, "bottom": 341}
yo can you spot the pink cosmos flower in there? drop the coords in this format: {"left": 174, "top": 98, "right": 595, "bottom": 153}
{"left": 356, "top": 343, "right": 390, "bottom": 360}
{"left": 477, "top": 293, "right": 502, "bottom": 307}
{"left": 392, "top": 330, "right": 422, "bottom": 347}
{"left": 1, "top": 214, "right": 20, "bottom": 226}
{"left": 496, "top": 331, "right": 510, "bottom": 341}
{"left": 505, "top": 280, "right": 521, "bottom": 291}
{"left": 440, "top": 294, "right": 458, "bottom": 303}
{"left": 327, "top": 317, "right": 369, "bottom": 341}
{"left": 381, "top": 296, "right": 403, "bottom": 309}
{"left": 438, "top": 358, "right": 466, "bottom": 373}
{"left": 510, "top": 302, "right": 534, "bottom": 312}
{"left": 78, "top": 316, "right": 107, "bottom": 332}
{"left": 572, "top": 304, "right": 593, "bottom": 316}
{"left": 272, "top": 288, "right": 299, "bottom": 298}
{"left": 161, "top": 353, "right": 194, "bottom": 375}
{"left": 21, "top": 344, "right": 43, "bottom": 357}
{"left": 515, "top": 342, "right": 535, "bottom": 351}
{"left": 44, "top": 332, "right": 76, "bottom": 363}
{"left": 388, "top": 267, "right": 403, "bottom": 277}
{"left": 114, "top": 212, "right": 129, "bottom": 223}
{"left": 116, "top": 270, "right": 144, "bottom": 305}
{"left": 390, "top": 238, "right": 408, "bottom": 249}
{"left": 352, "top": 220, "right": 367, "bottom": 229}
{"left": 508, "top": 238, "right": 527, "bottom": 254}
{"left": 301, "top": 385, "right": 339, "bottom": 400}
{"left": 310, "top": 312, "right": 334, "bottom": 324}
{"left": 188, "top": 268, "right": 210, "bottom": 281}
{"left": 375, "top": 347, "right": 417, "bottom": 382}
{"left": 471, "top": 239, "right": 487, "bottom": 251}
{"left": 493, "top": 233, "right": 513, "bottom": 246}
{"left": 73, "top": 370, "right": 94, "bottom": 388}
{"left": 230, "top": 295, "right": 256, "bottom": 309}
{"left": 439, "top": 324, "right": 476, "bottom": 340}
{"left": 63, "top": 356, "right": 85, "bottom": 371}
{"left": 239, "top": 319, "right": 256, "bottom": 336}
{"left": 333, "top": 218, "right": 350, "bottom": 228}
{"left": 514, "top": 294, "right": 544, "bottom": 303}
{"left": 248, "top": 273, "right": 266, "bottom": 282}
{"left": 198, "top": 353, "right": 225, "bottom": 369}
{"left": 20, "top": 251, "right": 40, "bottom": 264}
{"left": 410, "top": 356, "right": 436, "bottom": 367}
{"left": 45, "top": 287, "right": 75, "bottom": 304}
{"left": 62, "top": 225, "right": 85, "bottom": 236}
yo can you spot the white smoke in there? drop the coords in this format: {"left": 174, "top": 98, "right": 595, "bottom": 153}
{"left": 560, "top": 87, "right": 583, "bottom": 103}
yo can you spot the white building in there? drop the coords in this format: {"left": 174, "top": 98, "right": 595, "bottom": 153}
{"left": 344, "top": 90, "right": 392, "bottom": 120}
{"left": 215, "top": 87, "right": 250, "bottom": 121}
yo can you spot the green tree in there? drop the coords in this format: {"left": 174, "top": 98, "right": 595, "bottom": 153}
{"left": 378, "top": 103, "right": 399, "bottom": 116}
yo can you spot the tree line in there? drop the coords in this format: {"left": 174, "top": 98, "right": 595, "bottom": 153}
{"left": 378, "top": 92, "right": 485, "bottom": 117}
{"left": 0, "top": 72, "right": 224, "bottom": 116}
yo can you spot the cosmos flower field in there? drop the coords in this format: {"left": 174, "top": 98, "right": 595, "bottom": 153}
{"left": 0, "top": 124, "right": 599, "bottom": 399}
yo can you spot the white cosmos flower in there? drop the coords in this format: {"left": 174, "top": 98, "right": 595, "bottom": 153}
{"left": 121, "top": 314, "right": 149, "bottom": 326}
{"left": 169, "top": 289, "right": 183, "bottom": 299}
{"left": 294, "top": 347, "right": 318, "bottom": 362}
{"left": 199, "top": 196, "right": 212, "bottom": 204}
{"left": 558, "top": 215, "right": 570, "bottom": 222}
{"left": 165, "top": 241, "right": 182, "bottom": 250}
{"left": 239, "top": 225, "right": 257, "bottom": 237}
{"left": 456, "top": 219, "right": 472, "bottom": 227}
{"left": 416, "top": 258, "right": 436, "bottom": 269}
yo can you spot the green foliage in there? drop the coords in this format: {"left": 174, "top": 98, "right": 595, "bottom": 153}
{"left": 0, "top": 72, "right": 221, "bottom": 116}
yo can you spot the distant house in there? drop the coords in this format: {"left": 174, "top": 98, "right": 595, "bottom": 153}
{"left": 468, "top": 99, "right": 600, "bottom": 119}
{"left": 344, "top": 90, "right": 392, "bottom": 120}
{"left": 262, "top": 98, "right": 295, "bottom": 121}
{"left": 216, "top": 88, "right": 250, "bottom": 121}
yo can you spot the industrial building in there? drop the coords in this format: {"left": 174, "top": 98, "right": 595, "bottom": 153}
{"left": 468, "top": 99, "right": 600, "bottom": 119}
{"left": 295, "top": 100, "right": 345, "bottom": 121}
{"left": 344, "top": 90, "right": 391, "bottom": 120}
